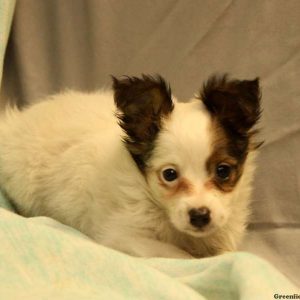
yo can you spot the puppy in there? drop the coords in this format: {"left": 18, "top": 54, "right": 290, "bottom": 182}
{"left": 0, "top": 74, "right": 261, "bottom": 258}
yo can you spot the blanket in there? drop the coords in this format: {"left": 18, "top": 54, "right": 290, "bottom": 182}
{"left": 0, "top": 191, "right": 298, "bottom": 300}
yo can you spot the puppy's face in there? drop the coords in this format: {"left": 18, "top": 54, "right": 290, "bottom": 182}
{"left": 113, "top": 74, "right": 261, "bottom": 237}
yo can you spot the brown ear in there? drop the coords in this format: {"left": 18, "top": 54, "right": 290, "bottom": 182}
{"left": 200, "top": 74, "right": 261, "bottom": 136}
{"left": 112, "top": 74, "right": 174, "bottom": 170}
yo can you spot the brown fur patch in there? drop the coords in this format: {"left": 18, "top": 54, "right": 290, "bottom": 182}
{"left": 157, "top": 171, "right": 194, "bottom": 198}
{"left": 206, "top": 119, "right": 246, "bottom": 193}
{"left": 170, "top": 178, "right": 194, "bottom": 197}
{"left": 200, "top": 74, "right": 262, "bottom": 193}
{"left": 204, "top": 180, "right": 214, "bottom": 190}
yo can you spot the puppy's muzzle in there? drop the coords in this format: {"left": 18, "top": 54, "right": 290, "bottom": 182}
{"left": 189, "top": 207, "right": 211, "bottom": 228}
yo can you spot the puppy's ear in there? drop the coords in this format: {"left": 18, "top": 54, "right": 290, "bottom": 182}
{"left": 200, "top": 74, "right": 261, "bottom": 136}
{"left": 112, "top": 75, "right": 174, "bottom": 170}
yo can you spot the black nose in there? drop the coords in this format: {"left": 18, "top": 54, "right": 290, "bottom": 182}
{"left": 189, "top": 207, "right": 211, "bottom": 228}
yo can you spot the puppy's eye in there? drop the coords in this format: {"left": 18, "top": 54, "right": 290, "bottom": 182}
{"left": 162, "top": 168, "right": 178, "bottom": 182}
{"left": 216, "top": 164, "right": 232, "bottom": 181}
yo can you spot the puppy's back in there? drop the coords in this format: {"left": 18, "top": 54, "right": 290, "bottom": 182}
{"left": 0, "top": 90, "right": 118, "bottom": 217}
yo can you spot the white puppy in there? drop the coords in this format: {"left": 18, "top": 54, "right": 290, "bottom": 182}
{"left": 0, "top": 74, "right": 261, "bottom": 258}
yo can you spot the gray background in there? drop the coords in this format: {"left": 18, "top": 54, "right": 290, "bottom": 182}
{"left": 1, "top": 0, "right": 299, "bottom": 287}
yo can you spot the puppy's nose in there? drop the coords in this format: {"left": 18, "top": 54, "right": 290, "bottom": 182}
{"left": 189, "top": 207, "right": 211, "bottom": 228}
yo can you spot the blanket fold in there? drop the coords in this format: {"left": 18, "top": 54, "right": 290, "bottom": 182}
{"left": 0, "top": 191, "right": 298, "bottom": 300}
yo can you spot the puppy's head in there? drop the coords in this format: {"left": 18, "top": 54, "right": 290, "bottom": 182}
{"left": 113, "top": 74, "right": 261, "bottom": 237}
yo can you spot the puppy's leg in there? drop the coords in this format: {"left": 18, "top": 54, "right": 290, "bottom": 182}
{"left": 103, "top": 236, "right": 193, "bottom": 259}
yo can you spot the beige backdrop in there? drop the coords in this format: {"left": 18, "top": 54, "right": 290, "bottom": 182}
{"left": 2, "top": 0, "right": 300, "bottom": 287}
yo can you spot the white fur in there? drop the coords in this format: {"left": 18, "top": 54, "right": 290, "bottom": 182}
{"left": 0, "top": 90, "right": 256, "bottom": 258}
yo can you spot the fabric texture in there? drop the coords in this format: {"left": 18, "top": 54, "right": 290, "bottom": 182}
{"left": 0, "top": 0, "right": 15, "bottom": 86}
{"left": 0, "top": 192, "right": 298, "bottom": 300}
{"left": 1, "top": 0, "right": 300, "bottom": 288}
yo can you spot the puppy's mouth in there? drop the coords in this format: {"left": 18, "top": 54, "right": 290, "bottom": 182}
{"left": 170, "top": 215, "right": 220, "bottom": 237}
{"left": 183, "top": 224, "right": 218, "bottom": 237}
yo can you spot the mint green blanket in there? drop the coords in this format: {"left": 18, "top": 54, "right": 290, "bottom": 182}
{"left": 0, "top": 191, "right": 298, "bottom": 299}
